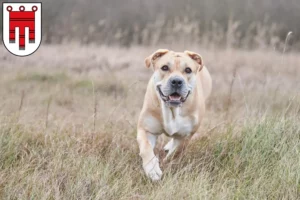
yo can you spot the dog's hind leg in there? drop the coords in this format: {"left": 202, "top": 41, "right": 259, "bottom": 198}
{"left": 163, "top": 138, "right": 182, "bottom": 161}
{"left": 163, "top": 136, "right": 193, "bottom": 162}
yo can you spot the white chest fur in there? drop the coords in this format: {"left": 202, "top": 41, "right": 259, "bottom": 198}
{"left": 161, "top": 104, "right": 196, "bottom": 137}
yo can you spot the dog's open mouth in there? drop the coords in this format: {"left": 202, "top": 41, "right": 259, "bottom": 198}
{"left": 157, "top": 86, "right": 190, "bottom": 106}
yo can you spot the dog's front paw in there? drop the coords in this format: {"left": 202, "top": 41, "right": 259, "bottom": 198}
{"left": 143, "top": 156, "right": 162, "bottom": 181}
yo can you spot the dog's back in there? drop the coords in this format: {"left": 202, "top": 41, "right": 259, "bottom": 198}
{"left": 199, "top": 66, "right": 212, "bottom": 101}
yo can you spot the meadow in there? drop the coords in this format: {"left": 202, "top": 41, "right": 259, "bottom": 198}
{"left": 0, "top": 44, "right": 300, "bottom": 199}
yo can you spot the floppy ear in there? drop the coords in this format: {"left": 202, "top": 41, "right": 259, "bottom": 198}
{"left": 145, "top": 49, "right": 169, "bottom": 69}
{"left": 184, "top": 50, "right": 203, "bottom": 71}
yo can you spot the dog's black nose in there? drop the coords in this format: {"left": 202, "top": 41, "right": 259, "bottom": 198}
{"left": 170, "top": 77, "right": 183, "bottom": 88}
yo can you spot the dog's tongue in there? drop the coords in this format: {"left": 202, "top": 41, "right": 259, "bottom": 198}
{"left": 169, "top": 94, "right": 181, "bottom": 101}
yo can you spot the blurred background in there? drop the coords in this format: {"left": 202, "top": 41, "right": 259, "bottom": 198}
{"left": 3, "top": 0, "right": 299, "bottom": 50}
{"left": 0, "top": 0, "right": 299, "bottom": 131}
{"left": 1, "top": 1, "right": 300, "bottom": 199}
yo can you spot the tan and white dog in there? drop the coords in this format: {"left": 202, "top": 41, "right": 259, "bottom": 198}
{"left": 137, "top": 49, "right": 212, "bottom": 181}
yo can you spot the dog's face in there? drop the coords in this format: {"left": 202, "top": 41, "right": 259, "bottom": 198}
{"left": 145, "top": 49, "right": 203, "bottom": 107}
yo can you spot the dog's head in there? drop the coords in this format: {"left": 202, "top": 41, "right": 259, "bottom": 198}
{"left": 145, "top": 49, "right": 204, "bottom": 107}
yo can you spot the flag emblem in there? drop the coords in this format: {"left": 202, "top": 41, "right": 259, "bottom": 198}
{"left": 2, "top": 3, "right": 42, "bottom": 56}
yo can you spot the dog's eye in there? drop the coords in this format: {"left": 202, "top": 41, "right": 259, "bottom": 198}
{"left": 161, "top": 65, "right": 169, "bottom": 71}
{"left": 185, "top": 67, "right": 192, "bottom": 74}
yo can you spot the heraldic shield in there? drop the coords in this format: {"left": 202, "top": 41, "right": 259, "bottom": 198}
{"left": 2, "top": 3, "right": 42, "bottom": 56}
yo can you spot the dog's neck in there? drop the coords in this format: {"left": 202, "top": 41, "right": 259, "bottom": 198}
{"left": 159, "top": 99, "right": 195, "bottom": 137}
{"left": 161, "top": 104, "right": 180, "bottom": 121}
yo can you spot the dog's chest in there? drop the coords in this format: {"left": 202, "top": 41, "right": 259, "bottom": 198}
{"left": 162, "top": 107, "right": 196, "bottom": 137}
{"left": 163, "top": 117, "right": 194, "bottom": 137}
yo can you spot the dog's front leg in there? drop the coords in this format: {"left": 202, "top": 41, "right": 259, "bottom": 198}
{"left": 137, "top": 129, "right": 162, "bottom": 181}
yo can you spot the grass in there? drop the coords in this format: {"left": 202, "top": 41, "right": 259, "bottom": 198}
{"left": 0, "top": 45, "right": 300, "bottom": 199}
{"left": 1, "top": 116, "right": 299, "bottom": 199}
{"left": 16, "top": 72, "right": 69, "bottom": 83}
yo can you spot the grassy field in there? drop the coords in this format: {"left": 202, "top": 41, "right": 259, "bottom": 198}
{"left": 0, "top": 44, "right": 300, "bottom": 199}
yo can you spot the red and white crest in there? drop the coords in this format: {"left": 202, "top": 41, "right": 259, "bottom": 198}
{"left": 2, "top": 3, "right": 42, "bottom": 57}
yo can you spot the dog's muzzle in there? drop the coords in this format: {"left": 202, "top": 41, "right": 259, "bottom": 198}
{"left": 156, "top": 85, "right": 190, "bottom": 107}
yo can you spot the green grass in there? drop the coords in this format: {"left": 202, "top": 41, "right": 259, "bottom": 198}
{"left": 71, "top": 79, "right": 127, "bottom": 96}
{"left": 14, "top": 72, "right": 126, "bottom": 96}
{"left": 16, "top": 72, "right": 69, "bottom": 83}
{"left": 1, "top": 116, "right": 299, "bottom": 199}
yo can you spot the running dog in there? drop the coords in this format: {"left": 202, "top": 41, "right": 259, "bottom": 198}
{"left": 137, "top": 49, "right": 212, "bottom": 181}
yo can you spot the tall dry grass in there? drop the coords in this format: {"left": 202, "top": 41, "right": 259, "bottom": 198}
{"left": 0, "top": 43, "right": 300, "bottom": 198}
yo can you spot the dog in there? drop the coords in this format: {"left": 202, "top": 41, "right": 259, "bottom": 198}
{"left": 137, "top": 49, "right": 212, "bottom": 181}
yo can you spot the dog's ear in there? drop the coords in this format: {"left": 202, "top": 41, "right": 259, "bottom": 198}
{"left": 145, "top": 49, "right": 169, "bottom": 68}
{"left": 184, "top": 50, "right": 203, "bottom": 71}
